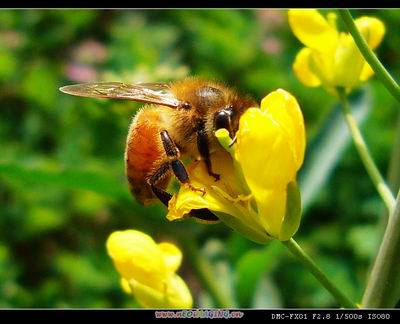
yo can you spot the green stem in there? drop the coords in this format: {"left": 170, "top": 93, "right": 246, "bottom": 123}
{"left": 377, "top": 114, "right": 400, "bottom": 232}
{"left": 338, "top": 89, "right": 395, "bottom": 213}
{"left": 339, "top": 10, "right": 400, "bottom": 103}
{"left": 362, "top": 190, "right": 400, "bottom": 307}
{"left": 387, "top": 114, "right": 400, "bottom": 194}
{"left": 182, "top": 239, "right": 233, "bottom": 308}
{"left": 282, "top": 238, "right": 357, "bottom": 308}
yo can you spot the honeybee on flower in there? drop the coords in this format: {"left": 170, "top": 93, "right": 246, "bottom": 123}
{"left": 167, "top": 89, "right": 306, "bottom": 243}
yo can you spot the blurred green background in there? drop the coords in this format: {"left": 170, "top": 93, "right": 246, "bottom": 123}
{"left": 0, "top": 9, "right": 399, "bottom": 308}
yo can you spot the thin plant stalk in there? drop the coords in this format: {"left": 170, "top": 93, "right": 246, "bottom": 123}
{"left": 362, "top": 190, "right": 400, "bottom": 307}
{"left": 282, "top": 238, "right": 357, "bottom": 308}
{"left": 387, "top": 115, "right": 400, "bottom": 194}
{"left": 338, "top": 89, "right": 395, "bottom": 213}
{"left": 339, "top": 10, "right": 400, "bottom": 104}
{"left": 378, "top": 114, "right": 400, "bottom": 232}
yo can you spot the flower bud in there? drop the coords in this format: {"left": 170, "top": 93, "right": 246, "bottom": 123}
{"left": 106, "top": 230, "right": 192, "bottom": 308}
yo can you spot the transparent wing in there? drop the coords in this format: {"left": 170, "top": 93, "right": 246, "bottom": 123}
{"left": 59, "top": 82, "right": 181, "bottom": 108}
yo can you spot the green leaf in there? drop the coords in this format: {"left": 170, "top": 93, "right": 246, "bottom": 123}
{"left": 55, "top": 252, "right": 112, "bottom": 292}
{"left": 0, "top": 159, "right": 173, "bottom": 228}
{"left": 23, "top": 206, "right": 67, "bottom": 237}
{"left": 0, "top": 48, "right": 17, "bottom": 80}
{"left": 235, "top": 242, "right": 284, "bottom": 307}
{"left": 0, "top": 161, "right": 131, "bottom": 203}
{"left": 21, "top": 62, "right": 58, "bottom": 109}
{"left": 299, "top": 88, "right": 372, "bottom": 213}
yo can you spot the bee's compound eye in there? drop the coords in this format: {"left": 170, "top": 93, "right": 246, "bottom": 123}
{"left": 214, "top": 110, "right": 231, "bottom": 131}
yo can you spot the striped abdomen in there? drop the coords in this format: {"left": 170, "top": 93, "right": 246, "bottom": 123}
{"left": 125, "top": 107, "right": 171, "bottom": 205}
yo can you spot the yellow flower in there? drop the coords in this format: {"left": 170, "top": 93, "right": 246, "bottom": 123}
{"left": 288, "top": 9, "right": 385, "bottom": 95}
{"left": 106, "top": 230, "right": 193, "bottom": 308}
{"left": 167, "top": 89, "right": 305, "bottom": 243}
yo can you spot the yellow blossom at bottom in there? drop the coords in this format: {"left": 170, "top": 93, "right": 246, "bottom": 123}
{"left": 167, "top": 89, "right": 305, "bottom": 243}
{"left": 106, "top": 230, "right": 193, "bottom": 308}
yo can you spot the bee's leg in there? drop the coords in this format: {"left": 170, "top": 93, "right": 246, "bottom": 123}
{"left": 149, "top": 171, "right": 218, "bottom": 222}
{"left": 197, "top": 123, "right": 220, "bottom": 181}
{"left": 158, "top": 129, "right": 219, "bottom": 222}
{"left": 148, "top": 162, "right": 172, "bottom": 206}
{"left": 160, "top": 130, "right": 204, "bottom": 195}
{"left": 187, "top": 208, "right": 220, "bottom": 222}
{"left": 148, "top": 161, "right": 219, "bottom": 222}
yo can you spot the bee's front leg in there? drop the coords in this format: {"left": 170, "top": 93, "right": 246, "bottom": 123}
{"left": 152, "top": 129, "right": 219, "bottom": 222}
{"left": 196, "top": 122, "right": 220, "bottom": 181}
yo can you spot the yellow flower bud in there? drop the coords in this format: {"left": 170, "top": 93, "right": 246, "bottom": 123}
{"left": 167, "top": 89, "right": 305, "bottom": 243}
{"left": 106, "top": 230, "right": 193, "bottom": 308}
{"left": 288, "top": 9, "right": 385, "bottom": 95}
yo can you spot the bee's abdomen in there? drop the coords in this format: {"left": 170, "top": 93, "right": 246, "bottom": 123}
{"left": 125, "top": 107, "right": 171, "bottom": 205}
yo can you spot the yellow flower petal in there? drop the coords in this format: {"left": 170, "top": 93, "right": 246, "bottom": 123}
{"left": 360, "top": 62, "right": 374, "bottom": 81}
{"left": 158, "top": 242, "right": 182, "bottom": 273}
{"left": 167, "top": 189, "right": 205, "bottom": 221}
{"left": 293, "top": 48, "right": 322, "bottom": 87}
{"left": 354, "top": 16, "right": 385, "bottom": 83}
{"left": 333, "top": 33, "right": 365, "bottom": 88}
{"left": 166, "top": 275, "right": 193, "bottom": 308}
{"left": 106, "top": 230, "right": 167, "bottom": 291}
{"left": 236, "top": 108, "right": 297, "bottom": 190}
{"left": 355, "top": 16, "right": 385, "bottom": 49}
{"left": 236, "top": 108, "right": 298, "bottom": 238}
{"left": 167, "top": 145, "right": 249, "bottom": 220}
{"left": 288, "top": 9, "right": 339, "bottom": 52}
{"left": 167, "top": 151, "right": 243, "bottom": 222}
{"left": 130, "top": 275, "right": 193, "bottom": 309}
{"left": 260, "top": 89, "right": 306, "bottom": 169}
{"left": 120, "top": 278, "right": 132, "bottom": 294}
{"left": 256, "top": 188, "right": 287, "bottom": 238}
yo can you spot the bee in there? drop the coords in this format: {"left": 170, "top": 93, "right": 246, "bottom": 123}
{"left": 60, "top": 77, "right": 257, "bottom": 221}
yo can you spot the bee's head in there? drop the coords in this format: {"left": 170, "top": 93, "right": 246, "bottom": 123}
{"left": 213, "top": 96, "right": 257, "bottom": 139}
{"left": 172, "top": 79, "right": 257, "bottom": 139}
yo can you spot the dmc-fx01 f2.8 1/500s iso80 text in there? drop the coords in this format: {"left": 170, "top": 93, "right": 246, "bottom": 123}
{"left": 271, "top": 312, "right": 392, "bottom": 320}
